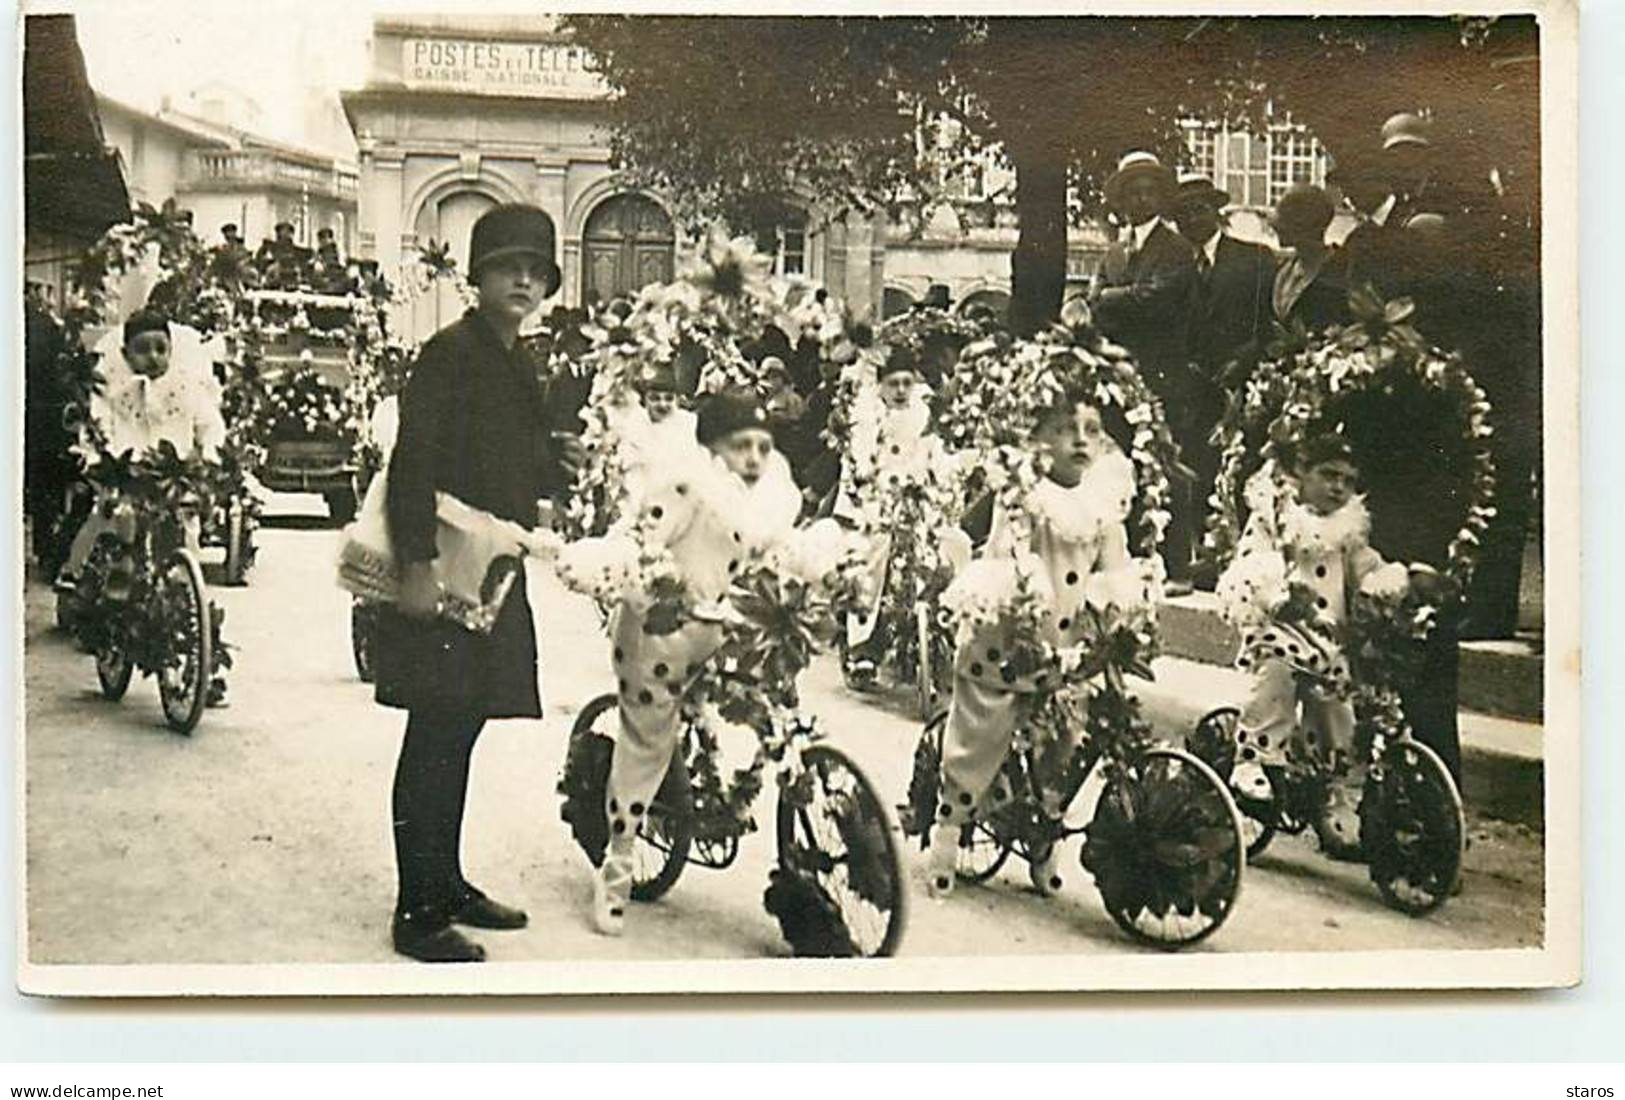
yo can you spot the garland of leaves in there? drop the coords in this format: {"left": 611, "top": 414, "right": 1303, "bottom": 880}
{"left": 1204, "top": 288, "right": 1497, "bottom": 592}
{"left": 560, "top": 229, "right": 850, "bottom": 538}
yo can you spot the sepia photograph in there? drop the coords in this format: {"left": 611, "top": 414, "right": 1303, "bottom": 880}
{"left": 13, "top": 0, "right": 1578, "bottom": 996}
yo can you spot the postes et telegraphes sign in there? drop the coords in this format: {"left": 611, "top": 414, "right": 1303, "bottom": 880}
{"left": 402, "top": 38, "right": 610, "bottom": 99}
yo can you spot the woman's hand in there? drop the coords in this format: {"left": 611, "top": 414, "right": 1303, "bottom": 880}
{"left": 397, "top": 560, "right": 442, "bottom": 619}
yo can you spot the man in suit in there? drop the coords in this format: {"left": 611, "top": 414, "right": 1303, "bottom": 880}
{"left": 1089, "top": 151, "right": 1200, "bottom": 583}
{"left": 1170, "top": 174, "right": 1278, "bottom": 584}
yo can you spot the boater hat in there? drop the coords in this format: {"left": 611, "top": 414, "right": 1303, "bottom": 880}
{"left": 1104, "top": 151, "right": 1177, "bottom": 212}
{"left": 467, "top": 204, "right": 562, "bottom": 296}
{"left": 1175, "top": 173, "right": 1230, "bottom": 209}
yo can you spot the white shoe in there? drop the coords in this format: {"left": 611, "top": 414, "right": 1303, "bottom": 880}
{"left": 925, "top": 826, "right": 959, "bottom": 899}
{"left": 591, "top": 849, "right": 632, "bottom": 936}
{"left": 1231, "top": 761, "right": 1274, "bottom": 803}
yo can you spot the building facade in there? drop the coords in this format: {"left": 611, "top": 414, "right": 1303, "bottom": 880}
{"left": 96, "top": 93, "right": 359, "bottom": 258}
{"left": 338, "top": 17, "right": 1338, "bottom": 338}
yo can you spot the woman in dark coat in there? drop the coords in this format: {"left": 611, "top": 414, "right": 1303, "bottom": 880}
{"left": 377, "top": 204, "right": 568, "bottom": 963}
{"left": 1271, "top": 185, "right": 1353, "bottom": 334}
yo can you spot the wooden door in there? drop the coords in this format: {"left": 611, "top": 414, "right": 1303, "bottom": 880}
{"left": 582, "top": 193, "right": 674, "bottom": 306}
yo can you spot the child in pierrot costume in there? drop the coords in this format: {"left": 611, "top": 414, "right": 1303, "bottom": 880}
{"left": 1215, "top": 432, "right": 1417, "bottom": 849}
{"left": 926, "top": 387, "right": 1162, "bottom": 899}
{"left": 557, "top": 389, "right": 802, "bottom": 935}
{"left": 834, "top": 352, "right": 946, "bottom": 677}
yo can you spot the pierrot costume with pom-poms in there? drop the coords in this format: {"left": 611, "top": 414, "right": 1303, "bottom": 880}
{"left": 835, "top": 381, "right": 946, "bottom": 648}
{"left": 936, "top": 448, "right": 1158, "bottom": 819}
{"left": 1217, "top": 466, "right": 1406, "bottom": 767}
{"left": 586, "top": 445, "right": 803, "bottom": 841}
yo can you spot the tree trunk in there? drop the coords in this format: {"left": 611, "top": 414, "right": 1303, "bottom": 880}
{"left": 1007, "top": 140, "right": 1068, "bottom": 336}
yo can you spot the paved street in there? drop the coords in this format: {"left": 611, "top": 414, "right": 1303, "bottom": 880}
{"left": 23, "top": 498, "right": 1545, "bottom": 965}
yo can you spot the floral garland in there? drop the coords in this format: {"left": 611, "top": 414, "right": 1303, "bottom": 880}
{"left": 1205, "top": 289, "right": 1497, "bottom": 592}
{"left": 940, "top": 322, "right": 1178, "bottom": 561}
{"left": 930, "top": 322, "right": 1173, "bottom": 778}
{"left": 560, "top": 229, "right": 847, "bottom": 538}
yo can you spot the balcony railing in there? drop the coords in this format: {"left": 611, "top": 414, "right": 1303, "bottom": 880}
{"left": 184, "top": 150, "right": 358, "bottom": 201}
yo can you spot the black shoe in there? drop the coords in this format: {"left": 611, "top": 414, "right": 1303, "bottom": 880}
{"left": 450, "top": 885, "right": 528, "bottom": 930}
{"left": 392, "top": 913, "right": 487, "bottom": 963}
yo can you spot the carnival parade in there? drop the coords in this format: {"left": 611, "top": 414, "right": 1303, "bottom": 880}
{"left": 19, "top": 12, "right": 1547, "bottom": 971}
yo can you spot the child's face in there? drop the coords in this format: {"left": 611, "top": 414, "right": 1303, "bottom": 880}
{"left": 1033, "top": 401, "right": 1106, "bottom": 487}
{"left": 711, "top": 427, "right": 776, "bottom": 486}
{"left": 645, "top": 389, "right": 678, "bottom": 423}
{"left": 878, "top": 370, "right": 916, "bottom": 409}
{"left": 1299, "top": 458, "right": 1359, "bottom": 515}
{"left": 124, "top": 331, "right": 171, "bottom": 379}
{"left": 475, "top": 254, "right": 550, "bottom": 325}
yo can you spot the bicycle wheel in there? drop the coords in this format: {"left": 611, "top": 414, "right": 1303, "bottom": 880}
{"left": 560, "top": 693, "right": 692, "bottom": 902}
{"left": 155, "top": 550, "right": 211, "bottom": 735}
{"left": 1362, "top": 738, "right": 1464, "bottom": 916}
{"left": 1085, "top": 747, "right": 1246, "bottom": 950}
{"left": 351, "top": 601, "right": 377, "bottom": 683}
{"left": 1186, "top": 706, "right": 1276, "bottom": 860}
{"left": 774, "top": 744, "right": 907, "bottom": 957}
{"left": 95, "top": 639, "right": 133, "bottom": 701}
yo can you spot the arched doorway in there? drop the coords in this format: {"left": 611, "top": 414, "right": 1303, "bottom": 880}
{"left": 582, "top": 193, "right": 675, "bottom": 306}
{"left": 412, "top": 189, "right": 497, "bottom": 340}
{"left": 882, "top": 287, "right": 917, "bottom": 320}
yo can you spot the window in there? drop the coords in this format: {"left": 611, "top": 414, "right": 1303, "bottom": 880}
{"left": 756, "top": 209, "right": 811, "bottom": 277}
{"left": 1181, "top": 121, "right": 1219, "bottom": 180}
{"left": 1268, "top": 126, "right": 1323, "bottom": 205}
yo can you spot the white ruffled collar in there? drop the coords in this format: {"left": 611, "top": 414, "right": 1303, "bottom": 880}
{"left": 1245, "top": 463, "right": 1369, "bottom": 556}
{"left": 1027, "top": 449, "right": 1136, "bottom": 543}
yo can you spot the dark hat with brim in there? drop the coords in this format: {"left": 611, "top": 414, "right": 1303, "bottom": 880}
{"left": 1273, "top": 185, "right": 1336, "bottom": 239}
{"left": 1176, "top": 173, "right": 1230, "bottom": 209}
{"left": 697, "top": 389, "right": 771, "bottom": 445}
{"left": 1104, "top": 151, "right": 1176, "bottom": 212}
{"left": 468, "top": 203, "right": 562, "bottom": 296}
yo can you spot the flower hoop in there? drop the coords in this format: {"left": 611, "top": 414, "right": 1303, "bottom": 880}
{"left": 560, "top": 228, "right": 845, "bottom": 537}
{"left": 1204, "top": 289, "right": 1498, "bottom": 594}
{"left": 939, "top": 322, "right": 1178, "bottom": 561}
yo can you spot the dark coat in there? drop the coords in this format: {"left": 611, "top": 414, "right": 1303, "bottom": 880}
{"left": 1091, "top": 221, "right": 1198, "bottom": 382}
{"left": 374, "top": 310, "right": 561, "bottom": 719}
{"left": 1273, "top": 246, "right": 1354, "bottom": 334}
{"left": 1189, "top": 235, "right": 1278, "bottom": 378}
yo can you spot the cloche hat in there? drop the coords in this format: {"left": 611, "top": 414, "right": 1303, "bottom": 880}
{"left": 468, "top": 204, "right": 562, "bottom": 296}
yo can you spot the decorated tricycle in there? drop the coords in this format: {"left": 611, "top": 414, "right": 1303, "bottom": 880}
{"left": 1186, "top": 290, "right": 1493, "bottom": 915}
{"left": 901, "top": 321, "right": 1247, "bottom": 950}
{"left": 62, "top": 447, "right": 230, "bottom": 735}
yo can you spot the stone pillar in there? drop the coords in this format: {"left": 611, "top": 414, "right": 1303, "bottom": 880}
{"left": 534, "top": 159, "right": 569, "bottom": 308}
{"left": 370, "top": 153, "right": 406, "bottom": 333}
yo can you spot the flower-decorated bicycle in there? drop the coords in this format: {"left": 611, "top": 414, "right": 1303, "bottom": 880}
{"left": 61, "top": 444, "right": 231, "bottom": 735}
{"left": 557, "top": 522, "right": 908, "bottom": 958}
{"left": 56, "top": 200, "right": 266, "bottom": 586}
{"left": 553, "top": 233, "right": 906, "bottom": 957}
{"left": 827, "top": 309, "right": 982, "bottom": 715}
{"left": 1186, "top": 290, "right": 1491, "bottom": 915}
{"left": 901, "top": 322, "right": 1248, "bottom": 950}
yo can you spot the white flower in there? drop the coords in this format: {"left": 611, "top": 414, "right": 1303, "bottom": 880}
{"left": 1360, "top": 561, "right": 1412, "bottom": 601}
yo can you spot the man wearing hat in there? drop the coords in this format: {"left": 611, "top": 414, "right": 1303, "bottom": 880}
{"left": 1090, "top": 150, "right": 1200, "bottom": 580}
{"left": 375, "top": 203, "right": 571, "bottom": 963}
{"left": 1171, "top": 173, "right": 1277, "bottom": 582}
{"left": 1172, "top": 173, "right": 1276, "bottom": 386}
